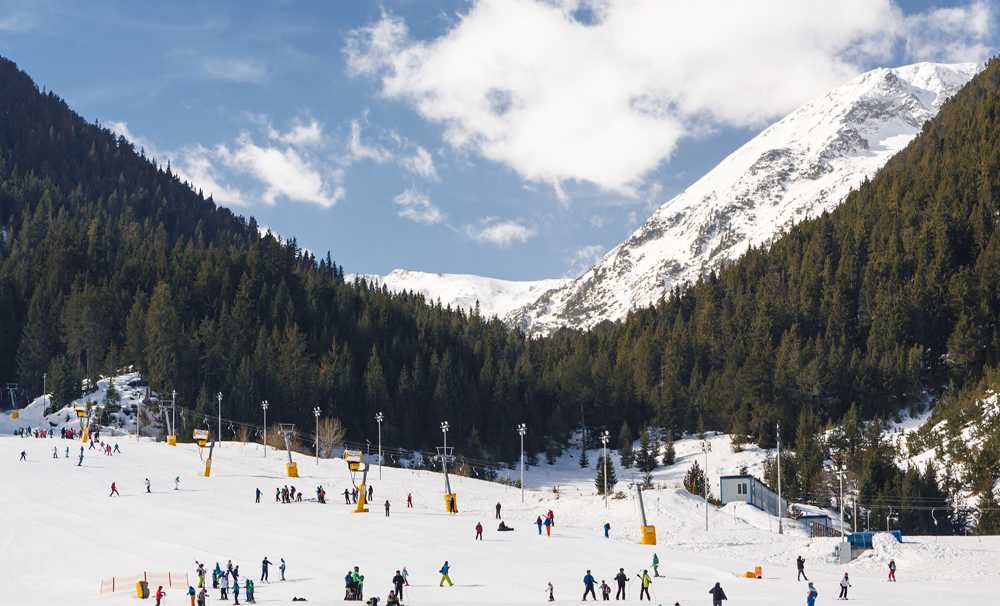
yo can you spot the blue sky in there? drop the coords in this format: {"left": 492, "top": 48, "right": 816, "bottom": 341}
{"left": 1, "top": 0, "right": 996, "bottom": 280}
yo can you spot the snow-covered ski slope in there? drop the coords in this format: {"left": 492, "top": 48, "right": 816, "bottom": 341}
{"left": 2, "top": 431, "right": 995, "bottom": 605}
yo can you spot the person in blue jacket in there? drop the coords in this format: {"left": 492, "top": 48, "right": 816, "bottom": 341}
{"left": 583, "top": 570, "right": 597, "bottom": 601}
{"left": 603, "top": 522, "right": 611, "bottom": 538}
{"left": 806, "top": 581, "right": 818, "bottom": 606}
{"left": 536, "top": 516, "right": 544, "bottom": 535}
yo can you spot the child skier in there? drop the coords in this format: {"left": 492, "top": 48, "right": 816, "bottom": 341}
{"left": 155, "top": 586, "right": 166, "bottom": 606}
{"left": 839, "top": 572, "right": 851, "bottom": 600}
{"left": 888, "top": 559, "right": 896, "bottom": 582}
{"left": 806, "top": 581, "right": 818, "bottom": 606}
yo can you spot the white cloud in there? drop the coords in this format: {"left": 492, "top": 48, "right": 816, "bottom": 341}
{"left": 175, "top": 145, "right": 248, "bottom": 206}
{"left": 465, "top": 217, "right": 536, "bottom": 247}
{"left": 401, "top": 145, "right": 439, "bottom": 180}
{"left": 902, "top": 1, "right": 994, "bottom": 63}
{"left": 393, "top": 188, "right": 446, "bottom": 224}
{"left": 349, "top": 118, "right": 393, "bottom": 163}
{"left": 218, "top": 133, "right": 343, "bottom": 207}
{"left": 202, "top": 57, "right": 268, "bottom": 83}
{"left": 270, "top": 118, "right": 324, "bottom": 147}
{"left": 346, "top": 0, "right": 993, "bottom": 195}
{"left": 567, "top": 244, "right": 605, "bottom": 276}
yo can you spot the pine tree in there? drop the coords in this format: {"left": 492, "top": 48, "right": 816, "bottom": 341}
{"left": 634, "top": 428, "right": 657, "bottom": 474}
{"left": 975, "top": 488, "right": 1000, "bottom": 535}
{"left": 579, "top": 445, "right": 590, "bottom": 468}
{"left": 618, "top": 421, "right": 634, "bottom": 468}
{"left": 662, "top": 431, "right": 676, "bottom": 466}
{"left": 684, "top": 460, "right": 706, "bottom": 497}
{"left": 595, "top": 454, "right": 618, "bottom": 495}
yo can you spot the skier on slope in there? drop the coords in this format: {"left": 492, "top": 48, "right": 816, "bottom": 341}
{"left": 614, "top": 568, "right": 628, "bottom": 600}
{"left": 175, "top": 476, "right": 180, "bottom": 490}
{"left": 187, "top": 585, "right": 196, "bottom": 606}
{"left": 344, "top": 488, "right": 352, "bottom": 504}
{"left": 603, "top": 522, "right": 611, "bottom": 538}
{"left": 475, "top": 521, "right": 484, "bottom": 540}
{"left": 495, "top": 502, "right": 502, "bottom": 519}
{"left": 600, "top": 580, "right": 611, "bottom": 600}
{"left": 888, "top": 559, "right": 897, "bottom": 582}
{"left": 145, "top": 478, "right": 151, "bottom": 493}
{"left": 583, "top": 570, "right": 597, "bottom": 601}
{"left": 245, "top": 579, "right": 255, "bottom": 603}
{"left": 154, "top": 586, "right": 166, "bottom": 606}
{"left": 797, "top": 555, "right": 808, "bottom": 581}
{"left": 385, "top": 500, "right": 390, "bottom": 517}
{"left": 546, "top": 580, "right": 555, "bottom": 602}
{"left": 438, "top": 561, "right": 453, "bottom": 587}
{"left": 636, "top": 570, "right": 652, "bottom": 601}
{"left": 709, "top": 582, "right": 728, "bottom": 606}
{"left": 220, "top": 569, "right": 229, "bottom": 600}
{"left": 109, "top": 482, "right": 120, "bottom": 497}
{"left": 280, "top": 558, "right": 286, "bottom": 581}
{"left": 536, "top": 516, "right": 544, "bottom": 535}
{"left": 839, "top": 572, "right": 851, "bottom": 600}
{"left": 806, "top": 581, "right": 818, "bottom": 606}
{"left": 255, "top": 488, "right": 262, "bottom": 503}
{"left": 407, "top": 493, "right": 413, "bottom": 508}
{"left": 261, "top": 557, "right": 273, "bottom": 582}
{"left": 544, "top": 515, "right": 553, "bottom": 536}
{"left": 392, "top": 570, "right": 405, "bottom": 600}
{"left": 18, "top": 450, "right": 26, "bottom": 461}
{"left": 652, "top": 553, "right": 661, "bottom": 577}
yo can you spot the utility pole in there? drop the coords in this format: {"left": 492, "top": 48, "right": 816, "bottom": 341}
{"left": 601, "top": 430, "right": 610, "bottom": 508}
{"left": 375, "top": 411, "right": 384, "bottom": 480}
{"left": 217, "top": 392, "right": 223, "bottom": 447}
{"left": 776, "top": 421, "right": 783, "bottom": 535}
{"left": 701, "top": 440, "right": 712, "bottom": 531}
{"left": 261, "top": 400, "right": 269, "bottom": 457}
{"left": 313, "top": 406, "right": 321, "bottom": 465}
{"left": 43, "top": 373, "right": 47, "bottom": 397}
{"left": 517, "top": 423, "right": 527, "bottom": 504}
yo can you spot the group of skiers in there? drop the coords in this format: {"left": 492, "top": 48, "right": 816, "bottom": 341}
{"left": 535, "top": 509, "right": 557, "bottom": 536}
{"left": 795, "top": 554, "right": 897, "bottom": 603}
{"left": 276, "top": 485, "right": 303, "bottom": 503}
{"left": 581, "top": 561, "right": 660, "bottom": 602}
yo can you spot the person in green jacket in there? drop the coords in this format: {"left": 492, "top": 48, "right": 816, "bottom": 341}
{"left": 351, "top": 566, "right": 365, "bottom": 600}
{"left": 245, "top": 579, "right": 255, "bottom": 603}
{"left": 637, "top": 570, "right": 652, "bottom": 601}
{"left": 652, "top": 553, "right": 661, "bottom": 577}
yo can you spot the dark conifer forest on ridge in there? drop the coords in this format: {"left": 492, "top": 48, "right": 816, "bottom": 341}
{"left": 2, "top": 54, "right": 1000, "bottom": 525}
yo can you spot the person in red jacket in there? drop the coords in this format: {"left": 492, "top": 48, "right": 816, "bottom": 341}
{"left": 155, "top": 585, "right": 166, "bottom": 606}
{"left": 475, "top": 522, "right": 484, "bottom": 540}
{"left": 109, "top": 482, "right": 120, "bottom": 497}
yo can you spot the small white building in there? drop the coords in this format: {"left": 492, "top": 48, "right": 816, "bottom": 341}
{"left": 719, "top": 474, "right": 787, "bottom": 517}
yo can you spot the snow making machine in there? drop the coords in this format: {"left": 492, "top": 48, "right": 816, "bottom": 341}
{"left": 344, "top": 449, "right": 369, "bottom": 513}
{"left": 193, "top": 429, "right": 214, "bottom": 477}
{"left": 279, "top": 424, "right": 299, "bottom": 477}
{"left": 636, "top": 482, "right": 657, "bottom": 545}
{"left": 438, "top": 446, "right": 458, "bottom": 513}
{"left": 74, "top": 404, "right": 90, "bottom": 443}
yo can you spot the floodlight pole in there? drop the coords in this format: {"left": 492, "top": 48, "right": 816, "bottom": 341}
{"left": 217, "top": 392, "right": 222, "bottom": 447}
{"left": 776, "top": 421, "right": 783, "bottom": 535}
{"left": 313, "top": 407, "right": 321, "bottom": 465}
{"left": 517, "top": 423, "right": 527, "bottom": 504}
{"left": 601, "top": 430, "right": 610, "bottom": 508}
{"left": 261, "top": 400, "right": 269, "bottom": 457}
{"left": 837, "top": 465, "right": 846, "bottom": 539}
{"left": 441, "top": 421, "right": 451, "bottom": 493}
{"left": 171, "top": 389, "right": 176, "bottom": 438}
{"left": 376, "top": 412, "right": 384, "bottom": 480}
{"left": 702, "top": 440, "right": 712, "bottom": 532}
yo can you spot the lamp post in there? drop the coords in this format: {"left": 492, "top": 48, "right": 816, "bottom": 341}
{"left": 517, "top": 423, "right": 527, "bottom": 503}
{"left": 600, "top": 430, "right": 610, "bottom": 508}
{"left": 441, "top": 421, "right": 450, "bottom": 476}
{"left": 375, "top": 412, "right": 384, "bottom": 480}
{"left": 261, "top": 400, "right": 269, "bottom": 457}
{"left": 216, "top": 392, "right": 222, "bottom": 447}
{"left": 776, "top": 421, "right": 783, "bottom": 535}
{"left": 701, "top": 439, "right": 712, "bottom": 532}
{"left": 313, "top": 406, "right": 321, "bottom": 465}
{"left": 835, "top": 464, "right": 847, "bottom": 539}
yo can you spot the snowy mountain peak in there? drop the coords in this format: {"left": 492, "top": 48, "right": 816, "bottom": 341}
{"left": 507, "top": 62, "right": 980, "bottom": 335}
{"left": 357, "top": 269, "right": 570, "bottom": 320}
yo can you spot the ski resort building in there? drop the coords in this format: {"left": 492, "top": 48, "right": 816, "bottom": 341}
{"left": 719, "top": 474, "right": 787, "bottom": 517}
